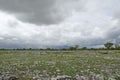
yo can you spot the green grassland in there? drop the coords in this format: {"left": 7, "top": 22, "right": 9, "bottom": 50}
{"left": 0, "top": 50, "right": 120, "bottom": 80}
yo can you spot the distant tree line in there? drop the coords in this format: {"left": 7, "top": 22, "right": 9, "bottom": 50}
{"left": 0, "top": 42, "right": 120, "bottom": 50}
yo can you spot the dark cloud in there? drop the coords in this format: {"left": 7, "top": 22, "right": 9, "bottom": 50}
{"left": 0, "top": 0, "right": 61, "bottom": 25}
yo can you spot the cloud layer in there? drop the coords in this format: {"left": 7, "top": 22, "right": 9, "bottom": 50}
{"left": 0, "top": 0, "right": 120, "bottom": 48}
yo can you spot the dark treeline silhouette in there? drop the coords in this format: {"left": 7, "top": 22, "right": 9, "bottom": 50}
{"left": 0, "top": 42, "right": 120, "bottom": 50}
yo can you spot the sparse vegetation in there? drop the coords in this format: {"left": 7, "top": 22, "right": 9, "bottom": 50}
{"left": 0, "top": 50, "right": 120, "bottom": 80}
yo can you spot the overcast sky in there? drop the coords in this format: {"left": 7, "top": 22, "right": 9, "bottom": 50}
{"left": 0, "top": 0, "right": 120, "bottom": 49}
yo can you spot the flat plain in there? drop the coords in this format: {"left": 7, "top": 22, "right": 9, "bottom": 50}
{"left": 0, "top": 50, "right": 120, "bottom": 80}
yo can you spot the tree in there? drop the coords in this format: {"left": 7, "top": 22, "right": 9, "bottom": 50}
{"left": 29, "top": 48, "right": 32, "bottom": 50}
{"left": 74, "top": 45, "right": 79, "bottom": 50}
{"left": 81, "top": 47, "right": 87, "bottom": 50}
{"left": 69, "top": 45, "right": 79, "bottom": 50}
{"left": 104, "top": 42, "right": 113, "bottom": 49}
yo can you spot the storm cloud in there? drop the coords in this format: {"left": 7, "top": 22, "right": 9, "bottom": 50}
{"left": 0, "top": 0, "right": 61, "bottom": 24}
{"left": 0, "top": 0, "right": 120, "bottom": 48}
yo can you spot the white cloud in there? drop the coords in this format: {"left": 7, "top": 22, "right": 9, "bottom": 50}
{"left": 0, "top": 0, "right": 120, "bottom": 48}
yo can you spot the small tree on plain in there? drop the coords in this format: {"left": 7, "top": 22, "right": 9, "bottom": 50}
{"left": 69, "top": 45, "right": 79, "bottom": 50}
{"left": 104, "top": 42, "right": 113, "bottom": 49}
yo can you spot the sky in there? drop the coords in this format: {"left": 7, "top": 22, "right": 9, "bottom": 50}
{"left": 0, "top": 0, "right": 120, "bottom": 49}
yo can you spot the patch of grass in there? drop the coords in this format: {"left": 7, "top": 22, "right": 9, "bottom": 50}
{"left": 0, "top": 50, "right": 120, "bottom": 79}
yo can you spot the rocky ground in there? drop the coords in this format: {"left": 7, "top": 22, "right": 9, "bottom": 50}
{"left": 0, "top": 73, "right": 18, "bottom": 80}
{"left": 0, "top": 73, "right": 119, "bottom": 80}
{"left": 0, "top": 50, "right": 120, "bottom": 80}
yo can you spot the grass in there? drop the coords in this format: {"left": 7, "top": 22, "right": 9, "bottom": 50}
{"left": 0, "top": 50, "right": 120, "bottom": 79}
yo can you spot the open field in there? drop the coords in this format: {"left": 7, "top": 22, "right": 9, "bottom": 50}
{"left": 0, "top": 50, "right": 120, "bottom": 80}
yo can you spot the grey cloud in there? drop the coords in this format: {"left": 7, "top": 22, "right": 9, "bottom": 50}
{"left": 0, "top": 0, "right": 62, "bottom": 25}
{"left": 0, "top": 0, "right": 91, "bottom": 25}
{"left": 106, "top": 24, "right": 120, "bottom": 44}
{"left": 0, "top": 0, "right": 120, "bottom": 49}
